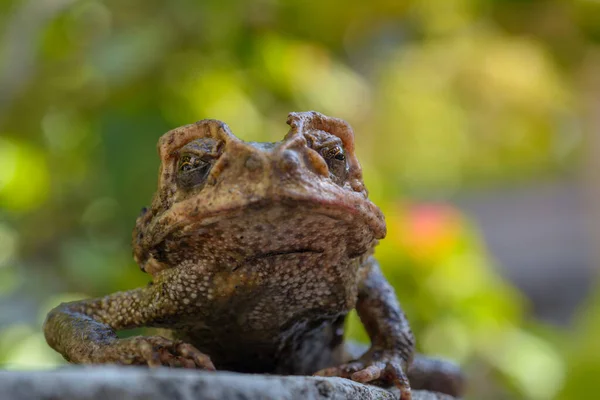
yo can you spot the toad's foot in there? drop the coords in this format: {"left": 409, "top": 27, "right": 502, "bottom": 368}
{"left": 314, "top": 349, "right": 411, "bottom": 400}
{"left": 94, "top": 336, "right": 215, "bottom": 370}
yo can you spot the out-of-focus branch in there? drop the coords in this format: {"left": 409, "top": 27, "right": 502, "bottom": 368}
{"left": 0, "top": 367, "right": 455, "bottom": 400}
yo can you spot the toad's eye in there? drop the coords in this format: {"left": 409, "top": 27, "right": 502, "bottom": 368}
{"left": 178, "top": 154, "right": 208, "bottom": 172}
{"left": 321, "top": 146, "right": 345, "bottom": 160}
{"left": 320, "top": 146, "right": 347, "bottom": 181}
{"left": 177, "top": 154, "right": 212, "bottom": 189}
{"left": 179, "top": 155, "right": 200, "bottom": 171}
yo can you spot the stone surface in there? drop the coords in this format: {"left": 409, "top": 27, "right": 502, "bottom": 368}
{"left": 0, "top": 367, "right": 454, "bottom": 400}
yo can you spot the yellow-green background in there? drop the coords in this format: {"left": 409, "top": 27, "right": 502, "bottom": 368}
{"left": 1, "top": 0, "right": 599, "bottom": 399}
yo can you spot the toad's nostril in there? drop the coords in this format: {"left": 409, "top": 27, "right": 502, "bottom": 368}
{"left": 278, "top": 150, "right": 300, "bottom": 173}
{"left": 245, "top": 154, "right": 263, "bottom": 172}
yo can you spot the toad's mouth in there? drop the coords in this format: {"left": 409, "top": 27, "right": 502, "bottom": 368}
{"left": 231, "top": 248, "right": 324, "bottom": 271}
{"left": 242, "top": 248, "right": 324, "bottom": 265}
{"left": 136, "top": 199, "right": 383, "bottom": 275}
{"left": 152, "top": 196, "right": 386, "bottom": 244}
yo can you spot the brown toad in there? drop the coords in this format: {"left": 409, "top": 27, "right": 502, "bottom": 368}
{"left": 44, "top": 112, "right": 463, "bottom": 399}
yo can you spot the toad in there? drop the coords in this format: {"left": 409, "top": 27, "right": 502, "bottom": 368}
{"left": 44, "top": 112, "right": 463, "bottom": 399}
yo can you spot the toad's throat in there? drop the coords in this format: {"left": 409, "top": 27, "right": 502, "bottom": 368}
{"left": 233, "top": 248, "right": 324, "bottom": 271}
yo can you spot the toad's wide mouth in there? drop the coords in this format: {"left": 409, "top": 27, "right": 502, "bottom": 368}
{"left": 233, "top": 248, "right": 325, "bottom": 271}
{"left": 134, "top": 194, "right": 386, "bottom": 274}
{"left": 149, "top": 195, "right": 386, "bottom": 245}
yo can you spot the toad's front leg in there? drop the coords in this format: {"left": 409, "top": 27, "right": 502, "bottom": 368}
{"left": 315, "top": 257, "right": 415, "bottom": 400}
{"left": 43, "top": 269, "right": 214, "bottom": 370}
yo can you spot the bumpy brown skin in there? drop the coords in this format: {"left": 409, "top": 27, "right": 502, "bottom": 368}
{"left": 44, "top": 112, "right": 464, "bottom": 399}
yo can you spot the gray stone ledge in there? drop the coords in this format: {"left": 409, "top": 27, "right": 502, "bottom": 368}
{"left": 0, "top": 366, "right": 454, "bottom": 400}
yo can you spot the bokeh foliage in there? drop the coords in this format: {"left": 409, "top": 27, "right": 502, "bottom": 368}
{"left": 1, "top": 0, "right": 599, "bottom": 399}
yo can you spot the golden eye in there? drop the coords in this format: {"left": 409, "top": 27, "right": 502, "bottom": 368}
{"left": 322, "top": 146, "right": 345, "bottom": 161}
{"left": 179, "top": 155, "right": 202, "bottom": 172}
{"left": 175, "top": 138, "right": 223, "bottom": 190}
{"left": 180, "top": 161, "right": 194, "bottom": 172}
{"left": 319, "top": 145, "right": 348, "bottom": 183}
{"left": 334, "top": 152, "right": 345, "bottom": 161}
{"left": 177, "top": 154, "right": 213, "bottom": 189}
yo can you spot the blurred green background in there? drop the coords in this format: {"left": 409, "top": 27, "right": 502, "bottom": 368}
{"left": 1, "top": 0, "right": 600, "bottom": 398}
